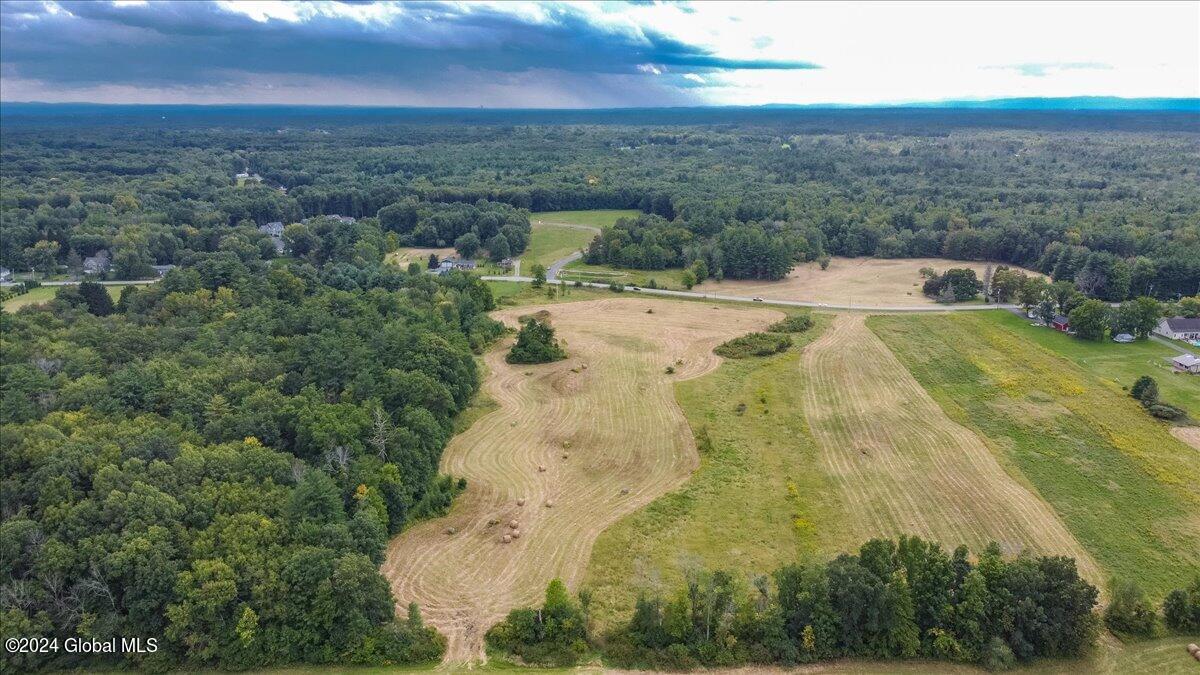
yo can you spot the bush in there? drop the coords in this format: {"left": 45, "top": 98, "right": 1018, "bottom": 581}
{"left": 486, "top": 579, "right": 591, "bottom": 667}
{"left": 349, "top": 604, "right": 446, "bottom": 665}
{"left": 1163, "top": 578, "right": 1200, "bottom": 633}
{"left": 1130, "top": 375, "right": 1158, "bottom": 405}
{"left": 1146, "top": 403, "right": 1185, "bottom": 420}
{"left": 713, "top": 332, "right": 792, "bottom": 358}
{"left": 767, "top": 313, "right": 814, "bottom": 333}
{"left": 1104, "top": 580, "right": 1157, "bottom": 639}
{"left": 506, "top": 317, "right": 566, "bottom": 364}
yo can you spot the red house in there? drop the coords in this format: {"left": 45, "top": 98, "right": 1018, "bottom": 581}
{"left": 1051, "top": 315, "right": 1070, "bottom": 332}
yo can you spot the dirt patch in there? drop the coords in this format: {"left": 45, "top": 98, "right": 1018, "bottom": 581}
{"left": 382, "top": 298, "right": 781, "bottom": 663}
{"left": 1171, "top": 426, "right": 1200, "bottom": 451}
{"left": 801, "top": 314, "right": 1101, "bottom": 583}
{"left": 694, "top": 257, "right": 1043, "bottom": 308}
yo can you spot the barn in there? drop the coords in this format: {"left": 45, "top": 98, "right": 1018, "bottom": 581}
{"left": 1172, "top": 354, "right": 1200, "bottom": 374}
{"left": 1051, "top": 315, "right": 1070, "bottom": 332}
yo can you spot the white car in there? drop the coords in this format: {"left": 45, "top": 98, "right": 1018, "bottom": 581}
{"left": 752, "top": 297, "right": 764, "bottom": 302}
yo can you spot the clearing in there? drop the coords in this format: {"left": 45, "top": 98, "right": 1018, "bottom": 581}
{"left": 2, "top": 283, "right": 149, "bottom": 311}
{"left": 528, "top": 209, "right": 640, "bottom": 229}
{"left": 694, "top": 257, "right": 1042, "bottom": 307}
{"left": 800, "top": 314, "right": 1101, "bottom": 579}
{"left": 871, "top": 313, "right": 1200, "bottom": 596}
{"left": 385, "top": 246, "right": 456, "bottom": 269}
{"left": 382, "top": 297, "right": 781, "bottom": 663}
{"left": 585, "top": 313, "right": 837, "bottom": 628}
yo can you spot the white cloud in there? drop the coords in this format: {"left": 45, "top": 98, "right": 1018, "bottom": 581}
{"left": 684, "top": 73, "right": 705, "bottom": 84}
{"left": 637, "top": 63, "right": 663, "bottom": 75}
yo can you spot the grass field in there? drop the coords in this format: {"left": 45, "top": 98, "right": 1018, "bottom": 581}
{"left": 523, "top": 223, "right": 596, "bottom": 270}
{"left": 2, "top": 283, "right": 149, "bottom": 311}
{"left": 583, "top": 312, "right": 836, "bottom": 628}
{"left": 694, "top": 257, "right": 1044, "bottom": 307}
{"left": 801, "top": 314, "right": 1100, "bottom": 580}
{"left": 382, "top": 298, "right": 782, "bottom": 664}
{"left": 979, "top": 311, "right": 1200, "bottom": 418}
{"left": 385, "top": 247, "right": 456, "bottom": 268}
{"left": 558, "top": 260, "right": 692, "bottom": 290}
{"left": 870, "top": 313, "right": 1200, "bottom": 597}
{"left": 529, "top": 209, "right": 640, "bottom": 228}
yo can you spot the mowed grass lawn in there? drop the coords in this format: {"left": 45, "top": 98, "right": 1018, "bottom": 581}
{"left": 583, "top": 313, "right": 840, "bottom": 629}
{"left": 523, "top": 223, "right": 595, "bottom": 270}
{"left": 2, "top": 283, "right": 148, "bottom": 311}
{"left": 981, "top": 311, "right": 1199, "bottom": 418}
{"left": 870, "top": 313, "right": 1200, "bottom": 597}
{"left": 528, "top": 209, "right": 640, "bottom": 229}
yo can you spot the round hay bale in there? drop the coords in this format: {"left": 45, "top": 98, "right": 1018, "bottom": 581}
{"left": 487, "top": 518, "right": 499, "bottom": 526}
{"left": 508, "top": 520, "right": 519, "bottom": 529}
{"left": 544, "top": 499, "right": 554, "bottom": 508}
{"left": 620, "top": 488, "right": 630, "bottom": 495}
{"left": 444, "top": 527, "right": 456, "bottom": 535}
{"left": 511, "top": 530, "right": 521, "bottom": 539}
{"left": 537, "top": 465, "right": 546, "bottom": 472}
{"left": 1189, "top": 643, "right": 1200, "bottom": 658}
{"left": 562, "top": 452, "right": 569, "bottom": 459}
{"left": 517, "top": 498, "right": 526, "bottom": 506}
{"left": 501, "top": 534, "right": 511, "bottom": 544}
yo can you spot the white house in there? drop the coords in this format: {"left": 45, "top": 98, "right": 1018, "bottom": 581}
{"left": 1172, "top": 354, "right": 1200, "bottom": 374}
{"left": 1154, "top": 317, "right": 1200, "bottom": 342}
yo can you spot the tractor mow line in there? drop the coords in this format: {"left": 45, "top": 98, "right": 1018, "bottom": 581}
{"left": 382, "top": 298, "right": 782, "bottom": 664}
{"left": 800, "top": 314, "right": 1103, "bottom": 586}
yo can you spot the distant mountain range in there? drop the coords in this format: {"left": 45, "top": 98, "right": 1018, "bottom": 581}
{"left": 757, "top": 97, "right": 1200, "bottom": 111}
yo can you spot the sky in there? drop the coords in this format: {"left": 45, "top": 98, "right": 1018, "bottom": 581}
{"left": 1, "top": 1, "right": 1197, "bottom": 108}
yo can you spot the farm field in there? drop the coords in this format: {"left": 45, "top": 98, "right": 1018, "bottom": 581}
{"left": 693, "top": 257, "right": 1043, "bottom": 307}
{"left": 559, "top": 260, "right": 692, "bottom": 290}
{"left": 584, "top": 312, "right": 836, "bottom": 628}
{"left": 979, "top": 310, "right": 1200, "bottom": 418}
{"left": 1, "top": 282, "right": 148, "bottom": 311}
{"left": 870, "top": 313, "right": 1200, "bottom": 596}
{"left": 382, "top": 297, "right": 782, "bottom": 663}
{"left": 800, "top": 314, "right": 1100, "bottom": 579}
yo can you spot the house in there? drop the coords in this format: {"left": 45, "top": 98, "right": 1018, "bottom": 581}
{"left": 1172, "top": 354, "right": 1200, "bottom": 374}
{"left": 434, "top": 257, "right": 476, "bottom": 275}
{"left": 1051, "top": 315, "right": 1070, "bottom": 332}
{"left": 83, "top": 250, "right": 111, "bottom": 275}
{"left": 258, "top": 222, "right": 286, "bottom": 254}
{"left": 0, "top": 267, "right": 11, "bottom": 283}
{"left": 498, "top": 258, "right": 514, "bottom": 270}
{"left": 151, "top": 264, "right": 176, "bottom": 278}
{"left": 1154, "top": 317, "right": 1200, "bottom": 342}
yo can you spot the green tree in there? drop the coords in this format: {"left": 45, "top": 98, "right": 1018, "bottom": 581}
{"left": 1068, "top": 299, "right": 1110, "bottom": 341}
{"left": 1130, "top": 375, "right": 1158, "bottom": 405}
{"left": 77, "top": 280, "right": 115, "bottom": 316}
{"left": 507, "top": 317, "right": 566, "bottom": 364}
{"left": 531, "top": 263, "right": 547, "bottom": 288}
{"left": 1103, "top": 580, "right": 1157, "bottom": 638}
{"left": 24, "top": 239, "right": 60, "bottom": 276}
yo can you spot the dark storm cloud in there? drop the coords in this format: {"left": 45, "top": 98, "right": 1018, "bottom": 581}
{"left": 0, "top": 1, "right": 819, "bottom": 104}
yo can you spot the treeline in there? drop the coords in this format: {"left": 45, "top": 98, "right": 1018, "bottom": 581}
{"left": 3, "top": 122, "right": 1197, "bottom": 296}
{"left": 584, "top": 215, "right": 807, "bottom": 281}
{"left": 0, "top": 250, "right": 505, "bottom": 670}
{"left": 377, "top": 199, "right": 531, "bottom": 259}
{"left": 487, "top": 537, "right": 1101, "bottom": 671}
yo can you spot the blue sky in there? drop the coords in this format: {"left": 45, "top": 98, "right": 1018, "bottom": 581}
{"left": 1, "top": 1, "right": 1197, "bottom": 107}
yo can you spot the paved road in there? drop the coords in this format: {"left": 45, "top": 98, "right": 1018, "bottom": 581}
{"left": 527, "top": 219, "right": 601, "bottom": 282}
{"left": 546, "top": 251, "right": 583, "bottom": 281}
{"left": 481, "top": 274, "right": 1021, "bottom": 313}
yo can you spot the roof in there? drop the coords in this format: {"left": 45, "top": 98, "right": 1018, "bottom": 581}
{"left": 1052, "top": 315, "right": 1070, "bottom": 324}
{"left": 1164, "top": 317, "right": 1200, "bottom": 332}
{"left": 1173, "top": 354, "right": 1200, "bottom": 367}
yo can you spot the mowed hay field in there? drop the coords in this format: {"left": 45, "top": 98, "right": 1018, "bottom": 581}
{"left": 585, "top": 313, "right": 838, "bottom": 628}
{"left": 383, "top": 298, "right": 781, "bottom": 663}
{"left": 870, "top": 313, "right": 1200, "bottom": 596}
{"left": 800, "top": 314, "right": 1101, "bottom": 580}
{"left": 694, "top": 257, "right": 1042, "bottom": 307}
{"left": 385, "top": 246, "right": 456, "bottom": 268}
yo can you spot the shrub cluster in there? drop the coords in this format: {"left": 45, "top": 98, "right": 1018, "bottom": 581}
{"left": 506, "top": 316, "right": 567, "bottom": 364}
{"left": 1130, "top": 375, "right": 1187, "bottom": 420}
{"left": 714, "top": 332, "right": 792, "bottom": 359}
{"left": 767, "top": 313, "right": 814, "bottom": 333}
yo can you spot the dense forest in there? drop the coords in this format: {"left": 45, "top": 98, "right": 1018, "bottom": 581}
{"left": 0, "top": 235, "right": 502, "bottom": 669}
{"left": 2, "top": 111, "right": 1196, "bottom": 295}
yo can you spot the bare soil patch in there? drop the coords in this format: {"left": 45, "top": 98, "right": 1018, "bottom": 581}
{"left": 382, "top": 298, "right": 781, "bottom": 663}
{"left": 695, "top": 257, "right": 1043, "bottom": 307}
{"left": 1171, "top": 426, "right": 1200, "bottom": 451}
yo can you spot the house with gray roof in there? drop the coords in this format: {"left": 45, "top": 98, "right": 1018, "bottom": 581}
{"left": 1155, "top": 317, "right": 1200, "bottom": 342}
